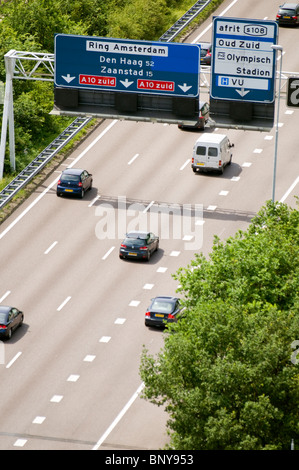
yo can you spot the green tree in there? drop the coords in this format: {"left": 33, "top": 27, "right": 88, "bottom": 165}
{"left": 140, "top": 201, "right": 299, "bottom": 450}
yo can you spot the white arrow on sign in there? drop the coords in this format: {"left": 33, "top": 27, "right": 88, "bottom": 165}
{"left": 236, "top": 88, "right": 250, "bottom": 97}
{"left": 178, "top": 83, "right": 192, "bottom": 93}
{"left": 120, "top": 79, "right": 134, "bottom": 88}
{"left": 62, "top": 74, "right": 76, "bottom": 83}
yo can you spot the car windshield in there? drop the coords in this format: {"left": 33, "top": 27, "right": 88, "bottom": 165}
{"left": 0, "top": 313, "right": 7, "bottom": 322}
{"left": 151, "top": 300, "right": 174, "bottom": 313}
{"left": 61, "top": 174, "right": 80, "bottom": 182}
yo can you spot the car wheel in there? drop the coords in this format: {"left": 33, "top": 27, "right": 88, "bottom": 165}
{"left": 19, "top": 315, "right": 24, "bottom": 327}
{"left": 146, "top": 251, "right": 151, "bottom": 261}
{"left": 80, "top": 188, "right": 85, "bottom": 199}
{"left": 89, "top": 180, "right": 93, "bottom": 191}
{"left": 7, "top": 329, "right": 12, "bottom": 340}
{"left": 56, "top": 191, "right": 61, "bottom": 197}
{"left": 155, "top": 242, "right": 159, "bottom": 252}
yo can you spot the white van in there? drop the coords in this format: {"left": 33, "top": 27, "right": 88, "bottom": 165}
{"left": 191, "top": 134, "right": 234, "bottom": 174}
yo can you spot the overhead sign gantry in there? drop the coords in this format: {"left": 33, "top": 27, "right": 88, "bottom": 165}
{"left": 210, "top": 17, "right": 278, "bottom": 131}
{"left": 53, "top": 34, "right": 201, "bottom": 124}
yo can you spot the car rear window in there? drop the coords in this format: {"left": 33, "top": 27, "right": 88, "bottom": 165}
{"left": 61, "top": 174, "right": 80, "bottom": 182}
{"left": 0, "top": 313, "right": 7, "bottom": 322}
{"left": 196, "top": 146, "right": 206, "bottom": 156}
{"left": 124, "top": 238, "right": 146, "bottom": 245}
{"left": 208, "top": 147, "right": 218, "bottom": 156}
{"left": 151, "top": 301, "right": 173, "bottom": 313}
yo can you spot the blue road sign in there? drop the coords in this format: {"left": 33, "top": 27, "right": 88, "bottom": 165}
{"left": 211, "top": 17, "right": 278, "bottom": 103}
{"left": 54, "top": 34, "right": 200, "bottom": 98}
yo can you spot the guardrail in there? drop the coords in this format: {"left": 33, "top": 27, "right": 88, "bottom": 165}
{"left": 0, "top": 0, "right": 212, "bottom": 210}
{"left": 0, "top": 117, "right": 91, "bottom": 209}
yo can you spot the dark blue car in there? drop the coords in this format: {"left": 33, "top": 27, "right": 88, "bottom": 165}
{"left": 56, "top": 168, "right": 93, "bottom": 198}
{"left": 119, "top": 231, "right": 159, "bottom": 261}
{"left": 145, "top": 296, "right": 184, "bottom": 327}
{"left": 0, "top": 306, "right": 24, "bottom": 340}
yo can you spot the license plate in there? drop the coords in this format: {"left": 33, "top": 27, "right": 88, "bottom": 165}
{"left": 155, "top": 314, "right": 164, "bottom": 318}
{"left": 65, "top": 189, "right": 73, "bottom": 192}
{"left": 284, "top": 16, "right": 290, "bottom": 18}
{"left": 128, "top": 252, "right": 137, "bottom": 256}
{"left": 197, "top": 163, "right": 204, "bottom": 166}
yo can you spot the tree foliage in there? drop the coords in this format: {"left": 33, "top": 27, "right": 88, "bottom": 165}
{"left": 140, "top": 201, "right": 299, "bottom": 450}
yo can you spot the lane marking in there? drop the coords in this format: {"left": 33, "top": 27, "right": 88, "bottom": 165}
{"left": 143, "top": 284, "right": 154, "bottom": 290}
{"left": 180, "top": 159, "right": 190, "bottom": 171}
{"left": 14, "top": 439, "right": 27, "bottom": 447}
{"left": 143, "top": 201, "right": 155, "bottom": 213}
{"left": 207, "top": 205, "right": 217, "bottom": 211}
{"left": 99, "top": 336, "right": 111, "bottom": 343}
{"left": 50, "top": 395, "right": 63, "bottom": 403}
{"left": 0, "top": 290, "right": 11, "bottom": 302}
{"left": 88, "top": 195, "right": 101, "bottom": 207}
{"left": 32, "top": 416, "right": 46, "bottom": 424}
{"left": 242, "top": 162, "right": 252, "bottom": 167}
{"left": 44, "top": 241, "right": 58, "bottom": 254}
{"left": 67, "top": 374, "right": 80, "bottom": 382}
{"left": 114, "top": 318, "right": 126, "bottom": 324}
{"left": 219, "top": 190, "right": 229, "bottom": 196}
{"left": 0, "top": 120, "right": 118, "bottom": 240}
{"left": 129, "top": 300, "right": 140, "bottom": 307}
{"left": 231, "top": 176, "right": 240, "bottom": 182}
{"left": 128, "top": 153, "right": 139, "bottom": 165}
{"left": 102, "top": 246, "right": 115, "bottom": 260}
{"left": 253, "top": 148, "right": 263, "bottom": 154}
{"left": 6, "top": 351, "right": 22, "bottom": 369}
{"left": 280, "top": 176, "right": 299, "bottom": 203}
{"left": 84, "top": 355, "right": 96, "bottom": 362}
{"left": 157, "top": 266, "right": 167, "bottom": 273}
{"left": 170, "top": 251, "right": 180, "bottom": 257}
{"left": 57, "top": 296, "right": 71, "bottom": 311}
{"left": 92, "top": 382, "right": 145, "bottom": 450}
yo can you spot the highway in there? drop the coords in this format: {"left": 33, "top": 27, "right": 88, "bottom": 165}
{"left": 0, "top": 0, "right": 298, "bottom": 451}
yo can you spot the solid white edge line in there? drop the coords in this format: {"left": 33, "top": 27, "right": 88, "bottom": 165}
{"left": 92, "top": 382, "right": 145, "bottom": 450}
{"left": 6, "top": 351, "right": 22, "bottom": 369}
{"left": 0, "top": 120, "right": 118, "bottom": 241}
{"left": 180, "top": 159, "right": 191, "bottom": 171}
{"left": 143, "top": 200, "right": 155, "bottom": 213}
{"left": 279, "top": 176, "right": 299, "bottom": 204}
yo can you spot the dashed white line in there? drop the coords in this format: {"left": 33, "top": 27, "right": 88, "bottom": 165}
{"left": 219, "top": 190, "right": 229, "bottom": 196}
{"left": 14, "top": 439, "right": 27, "bottom": 447}
{"left": 44, "top": 241, "right": 58, "bottom": 254}
{"left": 207, "top": 205, "right": 217, "bottom": 211}
{"left": 115, "top": 318, "right": 126, "bottom": 324}
{"left": 6, "top": 351, "right": 22, "bottom": 369}
{"left": 57, "top": 296, "right": 71, "bottom": 311}
{"left": 84, "top": 355, "right": 96, "bottom": 362}
{"left": 102, "top": 246, "right": 115, "bottom": 260}
{"left": 50, "top": 395, "right": 63, "bottom": 403}
{"left": 88, "top": 195, "right": 101, "bottom": 207}
{"left": 157, "top": 266, "right": 167, "bottom": 273}
{"left": 129, "top": 300, "right": 140, "bottom": 307}
{"left": 67, "top": 374, "right": 80, "bottom": 382}
{"left": 231, "top": 176, "right": 240, "bottom": 182}
{"left": 143, "top": 283, "right": 154, "bottom": 290}
{"left": 32, "top": 416, "right": 46, "bottom": 424}
{"left": 0, "top": 290, "right": 11, "bottom": 303}
{"left": 143, "top": 201, "right": 155, "bottom": 213}
{"left": 180, "top": 159, "right": 191, "bottom": 171}
{"left": 253, "top": 148, "right": 263, "bottom": 154}
{"left": 128, "top": 153, "right": 139, "bottom": 165}
{"left": 170, "top": 251, "right": 180, "bottom": 257}
{"left": 99, "top": 336, "right": 111, "bottom": 343}
{"left": 242, "top": 162, "right": 252, "bottom": 167}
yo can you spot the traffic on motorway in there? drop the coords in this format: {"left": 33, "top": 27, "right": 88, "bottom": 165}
{"left": 0, "top": 0, "right": 298, "bottom": 451}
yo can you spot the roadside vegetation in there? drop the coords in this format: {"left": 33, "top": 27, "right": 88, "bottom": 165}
{"left": 140, "top": 201, "right": 299, "bottom": 450}
{"left": 0, "top": 0, "right": 223, "bottom": 189}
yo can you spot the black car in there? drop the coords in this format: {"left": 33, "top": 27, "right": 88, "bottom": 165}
{"left": 119, "top": 231, "right": 159, "bottom": 261}
{"left": 198, "top": 42, "right": 212, "bottom": 65}
{"left": 56, "top": 168, "right": 93, "bottom": 198}
{"left": 178, "top": 101, "right": 210, "bottom": 130}
{"left": 0, "top": 306, "right": 24, "bottom": 340}
{"left": 276, "top": 3, "right": 299, "bottom": 25}
{"left": 145, "top": 296, "right": 184, "bottom": 327}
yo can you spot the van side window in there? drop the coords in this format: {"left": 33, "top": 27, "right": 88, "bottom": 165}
{"left": 196, "top": 146, "right": 206, "bottom": 156}
{"left": 208, "top": 147, "right": 218, "bottom": 156}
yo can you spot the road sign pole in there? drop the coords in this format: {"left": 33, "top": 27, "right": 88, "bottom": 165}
{"left": 271, "top": 44, "right": 283, "bottom": 203}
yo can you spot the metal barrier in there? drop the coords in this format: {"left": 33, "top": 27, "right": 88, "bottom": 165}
{"left": 0, "top": 116, "right": 91, "bottom": 209}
